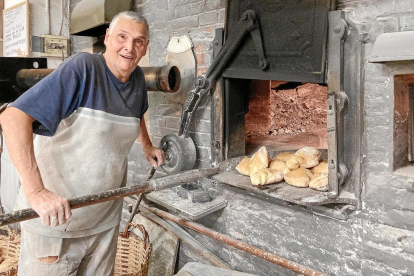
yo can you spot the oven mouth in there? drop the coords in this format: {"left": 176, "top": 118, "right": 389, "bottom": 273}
{"left": 245, "top": 80, "right": 328, "bottom": 155}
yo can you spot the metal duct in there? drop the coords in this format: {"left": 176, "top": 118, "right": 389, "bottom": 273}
{"left": 15, "top": 66, "right": 181, "bottom": 93}
{"left": 70, "top": 0, "right": 133, "bottom": 37}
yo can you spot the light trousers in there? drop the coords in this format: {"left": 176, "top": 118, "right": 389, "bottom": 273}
{"left": 17, "top": 225, "right": 119, "bottom": 276}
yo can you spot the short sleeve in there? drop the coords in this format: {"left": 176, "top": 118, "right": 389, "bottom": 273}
{"left": 10, "top": 54, "right": 84, "bottom": 136}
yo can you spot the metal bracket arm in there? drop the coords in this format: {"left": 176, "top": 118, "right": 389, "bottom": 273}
{"left": 178, "top": 10, "right": 268, "bottom": 137}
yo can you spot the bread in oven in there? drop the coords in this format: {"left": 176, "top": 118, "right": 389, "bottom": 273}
{"left": 286, "top": 155, "right": 305, "bottom": 170}
{"left": 295, "top": 147, "right": 321, "bottom": 169}
{"left": 251, "top": 168, "right": 284, "bottom": 185}
{"left": 235, "top": 157, "right": 251, "bottom": 176}
{"left": 309, "top": 173, "right": 329, "bottom": 191}
{"left": 284, "top": 168, "right": 314, "bottom": 187}
{"left": 269, "top": 159, "right": 290, "bottom": 175}
{"left": 274, "top": 152, "right": 295, "bottom": 162}
{"left": 311, "top": 159, "right": 328, "bottom": 175}
{"left": 249, "top": 146, "right": 270, "bottom": 176}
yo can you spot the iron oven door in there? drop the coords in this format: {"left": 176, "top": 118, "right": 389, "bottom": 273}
{"left": 223, "top": 0, "right": 332, "bottom": 83}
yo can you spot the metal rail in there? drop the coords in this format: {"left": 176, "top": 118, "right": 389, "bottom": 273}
{"left": 146, "top": 206, "right": 330, "bottom": 276}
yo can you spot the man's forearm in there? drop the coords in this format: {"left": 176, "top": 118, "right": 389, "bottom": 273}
{"left": 137, "top": 116, "right": 165, "bottom": 167}
{"left": 0, "top": 107, "right": 72, "bottom": 226}
{"left": 0, "top": 107, "right": 44, "bottom": 196}
{"left": 138, "top": 117, "right": 153, "bottom": 149}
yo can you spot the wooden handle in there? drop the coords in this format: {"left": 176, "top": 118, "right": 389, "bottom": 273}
{"left": 0, "top": 167, "right": 220, "bottom": 227}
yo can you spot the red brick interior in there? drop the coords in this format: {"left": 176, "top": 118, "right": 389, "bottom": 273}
{"left": 245, "top": 80, "right": 328, "bottom": 154}
{"left": 245, "top": 80, "right": 271, "bottom": 134}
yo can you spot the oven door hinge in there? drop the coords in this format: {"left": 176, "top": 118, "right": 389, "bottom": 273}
{"left": 327, "top": 10, "right": 349, "bottom": 199}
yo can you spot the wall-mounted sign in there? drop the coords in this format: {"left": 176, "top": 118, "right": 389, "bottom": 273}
{"left": 3, "top": 1, "right": 29, "bottom": 57}
{"left": 4, "top": 0, "right": 26, "bottom": 10}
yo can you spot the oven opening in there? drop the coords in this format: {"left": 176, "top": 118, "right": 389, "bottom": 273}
{"left": 218, "top": 75, "right": 356, "bottom": 207}
{"left": 245, "top": 80, "right": 328, "bottom": 155}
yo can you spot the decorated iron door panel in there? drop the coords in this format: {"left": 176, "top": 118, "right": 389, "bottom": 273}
{"left": 223, "top": 0, "right": 331, "bottom": 83}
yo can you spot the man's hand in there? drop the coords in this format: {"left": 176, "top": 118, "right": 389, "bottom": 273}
{"left": 138, "top": 117, "right": 165, "bottom": 168}
{"left": 26, "top": 188, "right": 72, "bottom": 227}
{"left": 142, "top": 145, "right": 165, "bottom": 168}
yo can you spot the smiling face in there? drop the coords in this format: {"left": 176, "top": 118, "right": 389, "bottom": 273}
{"left": 103, "top": 17, "right": 149, "bottom": 82}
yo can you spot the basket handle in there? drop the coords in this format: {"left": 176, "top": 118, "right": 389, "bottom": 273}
{"left": 121, "top": 223, "right": 151, "bottom": 250}
{"left": 6, "top": 227, "right": 18, "bottom": 241}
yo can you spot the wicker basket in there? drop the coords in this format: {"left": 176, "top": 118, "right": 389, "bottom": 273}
{"left": 0, "top": 223, "right": 151, "bottom": 276}
{"left": 0, "top": 228, "right": 20, "bottom": 276}
{"left": 114, "top": 223, "right": 152, "bottom": 276}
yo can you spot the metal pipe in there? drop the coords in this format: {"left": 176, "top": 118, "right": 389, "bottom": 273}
{"left": 16, "top": 69, "right": 54, "bottom": 90}
{"left": 146, "top": 206, "right": 330, "bottom": 276}
{"left": 141, "top": 65, "right": 180, "bottom": 92}
{"left": 0, "top": 167, "right": 219, "bottom": 227}
{"left": 15, "top": 65, "right": 181, "bottom": 92}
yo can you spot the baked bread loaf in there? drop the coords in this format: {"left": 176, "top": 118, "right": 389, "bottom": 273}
{"left": 309, "top": 173, "right": 328, "bottom": 191}
{"left": 295, "top": 147, "right": 321, "bottom": 168}
{"left": 286, "top": 155, "right": 305, "bottom": 170}
{"left": 251, "top": 168, "right": 283, "bottom": 185}
{"left": 249, "top": 146, "right": 270, "bottom": 176}
{"left": 309, "top": 160, "right": 329, "bottom": 191}
{"left": 311, "top": 159, "right": 328, "bottom": 175}
{"left": 269, "top": 160, "right": 290, "bottom": 175}
{"left": 236, "top": 157, "right": 250, "bottom": 176}
{"left": 274, "top": 152, "right": 295, "bottom": 162}
{"left": 284, "top": 168, "right": 313, "bottom": 187}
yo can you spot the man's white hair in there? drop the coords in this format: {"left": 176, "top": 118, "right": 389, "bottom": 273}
{"left": 109, "top": 11, "right": 149, "bottom": 38}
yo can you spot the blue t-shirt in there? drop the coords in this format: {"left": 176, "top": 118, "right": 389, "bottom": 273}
{"left": 11, "top": 52, "right": 148, "bottom": 136}
{"left": 11, "top": 53, "right": 148, "bottom": 238}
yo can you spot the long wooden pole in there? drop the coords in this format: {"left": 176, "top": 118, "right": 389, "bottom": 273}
{"left": 0, "top": 167, "right": 219, "bottom": 227}
{"left": 146, "top": 206, "right": 330, "bottom": 276}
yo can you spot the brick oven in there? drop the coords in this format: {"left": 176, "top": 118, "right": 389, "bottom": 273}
{"left": 125, "top": 0, "right": 414, "bottom": 275}
{"left": 196, "top": 0, "right": 361, "bottom": 211}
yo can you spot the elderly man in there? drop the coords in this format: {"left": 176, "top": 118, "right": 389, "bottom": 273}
{"left": 0, "top": 11, "right": 163, "bottom": 275}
